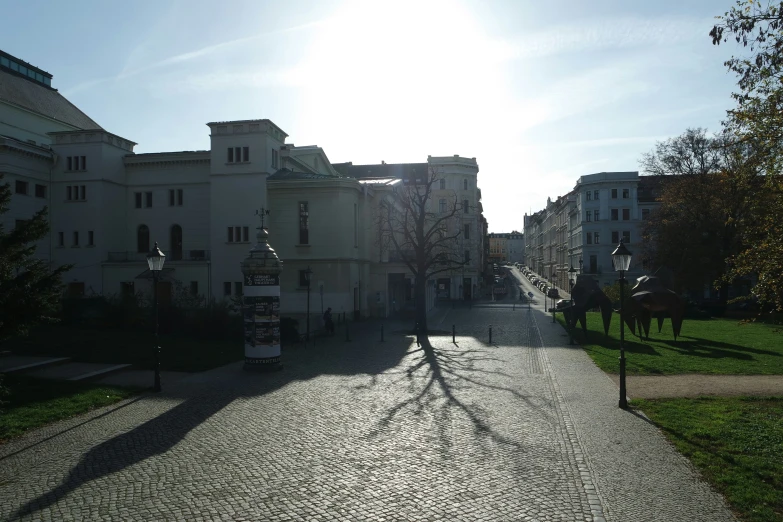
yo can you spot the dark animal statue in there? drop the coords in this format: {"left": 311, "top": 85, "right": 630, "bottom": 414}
{"left": 566, "top": 275, "right": 613, "bottom": 336}
{"left": 622, "top": 275, "right": 685, "bottom": 340}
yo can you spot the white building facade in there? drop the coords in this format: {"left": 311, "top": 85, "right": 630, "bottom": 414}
{"left": 2, "top": 50, "right": 484, "bottom": 324}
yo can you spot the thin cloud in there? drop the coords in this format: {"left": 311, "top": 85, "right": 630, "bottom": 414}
{"left": 510, "top": 16, "right": 710, "bottom": 60}
{"left": 62, "top": 17, "right": 335, "bottom": 96}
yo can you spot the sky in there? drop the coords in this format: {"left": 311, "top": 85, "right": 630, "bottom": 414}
{"left": 3, "top": 0, "right": 742, "bottom": 232}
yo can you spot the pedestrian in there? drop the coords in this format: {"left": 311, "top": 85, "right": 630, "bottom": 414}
{"left": 323, "top": 307, "right": 335, "bottom": 335}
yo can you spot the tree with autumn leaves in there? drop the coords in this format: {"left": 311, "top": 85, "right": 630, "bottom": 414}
{"left": 642, "top": 1, "right": 783, "bottom": 314}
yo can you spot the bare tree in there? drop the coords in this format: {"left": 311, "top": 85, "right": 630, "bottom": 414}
{"left": 379, "top": 167, "right": 466, "bottom": 333}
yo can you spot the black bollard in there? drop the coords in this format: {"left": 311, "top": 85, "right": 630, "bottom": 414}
{"left": 452, "top": 324, "right": 456, "bottom": 344}
{"left": 489, "top": 324, "right": 493, "bottom": 344}
{"left": 416, "top": 322, "right": 420, "bottom": 347}
{"left": 380, "top": 324, "right": 385, "bottom": 343}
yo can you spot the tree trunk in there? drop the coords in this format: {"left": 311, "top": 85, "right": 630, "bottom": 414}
{"left": 414, "top": 275, "right": 428, "bottom": 333}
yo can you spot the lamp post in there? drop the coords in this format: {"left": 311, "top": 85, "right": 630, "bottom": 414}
{"left": 578, "top": 257, "right": 583, "bottom": 275}
{"left": 304, "top": 266, "right": 312, "bottom": 341}
{"left": 568, "top": 265, "right": 577, "bottom": 345}
{"left": 611, "top": 239, "right": 632, "bottom": 410}
{"left": 146, "top": 242, "right": 165, "bottom": 392}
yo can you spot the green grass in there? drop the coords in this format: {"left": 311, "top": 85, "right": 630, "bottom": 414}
{"left": 634, "top": 397, "right": 783, "bottom": 522}
{"left": 0, "top": 374, "right": 141, "bottom": 443}
{"left": 4, "top": 325, "right": 244, "bottom": 372}
{"left": 561, "top": 312, "right": 783, "bottom": 375}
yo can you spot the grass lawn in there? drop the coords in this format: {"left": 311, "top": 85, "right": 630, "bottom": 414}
{"left": 0, "top": 374, "right": 141, "bottom": 443}
{"left": 559, "top": 312, "right": 783, "bottom": 375}
{"left": 4, "top": 325, "right": 244, "bottom": 372}
{"left": 634, "top": 397, "right": 783, "bottom": 522}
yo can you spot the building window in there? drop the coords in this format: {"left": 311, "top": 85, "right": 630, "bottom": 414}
{"left": 642, "top": 208, "right": 650, "bottom": 220}
{"left": 73, "top": 231, "right": 79, "bottom": 247}
{"left": 227, "top": 148, "right": 233, "bottom": 163}
{"left": 594, "top": 232, "right": 599, "bottom": 244}
{"left": 88, "top": 231, "right": 94, "bottom": 246}
{"left": 611, "top": 188, "right": 618, "bottom": 199}
{"left": 67, "top": 156, "right": 72, "bottom": 171}
{"left": 35, "top": 184, "right": 46, "bottom": 198}
{"left": 135, "top": 192, "right": 142, "bottom": 208}
{"left": 271, "top": 148, "right": 279, "bottom": 168}
{"left": 439, "top": 199, "right": 446, "bottom": 213}
{"left": 223, "top": 282, "right": 231, "bottom": 296}
{"left": 439, "top": 179, "right": 445, "bottom": 190}
{"left": 464, "top": 224, "right": 470, "bottom": 239}
{"left": 227, "top": 227, "right": 234, "bottom": 242}
{"left": 299, "top": 202, "right": 309, "bottom": 244}
{"left": 586, "top": 191, "right": 592, "bottom": 201}
{"left": 622, "top": 188, "right": 630, "bottom": 199}
{"left": 463, "top": 200, "right": 469, "bottom": 213}
{"left": 14, "top": 180, "right": 28, "bottom": 195}
{"left": 594, "top": 190, "right": 599, "bottom": 200}
{"left": 177, "top": 189, "right": 183, "bottom": 205}
{"left": 190, "top": 281, "right": 199, "bottom": 296}
{"left": 168, "top": 189, "right": 184, "bottom": 206}
{"left": 622, "top": 231, "right": 631, "bottom": 244}
{"left": 65, "top": 156, "right": 86, "bottom": 171}
{"left": 137, "top": 224, "right": 150, "bottom": 253}
{"left": 58, "top": 231, "right": 64, "bottom": 247}
{"left": 299, "top": 270, "right": 309, "bottom": 287}
{"left": 145, "top": 192, "right": 152, "bottom": 207}
{"left": 169, "top": 189, "right": 175, "bottom": 206}
{"left": 586, "top": 232, "right": 593, "bottom": 245}
{"left": 67, "top": 186, "right": 73, "bottom": 200}
{"left": 463, "top": 179, "right": 468, "bottom": 190}
{"left": 234, "top": 282, "right": 243, "bottom": 296}
{"left": 594, "top": 210, "right": 600, "bottom": 221}
{"left": 80, "top": 185, "right": 86, "bottom": 200}
{"left": 585, "top": 210, "right": 591, "bottom": 222}
{"left": 243, "top": 146, "right": 249, "bottom": 162}
{"left": 611, "top": 209, "right": 619, "bottom": 221}
{"left": 622, "top": 208, "right": 630, "bottom": 221}
{"left": 611, "top": 231, "right": 619, "bottom": 244}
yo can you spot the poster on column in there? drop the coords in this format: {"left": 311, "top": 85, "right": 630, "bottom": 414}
{"left": 242, "top": 272, "right": 281, "bottom": 363}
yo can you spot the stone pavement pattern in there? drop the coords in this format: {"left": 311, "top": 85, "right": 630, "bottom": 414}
{"left": 0, "top": 300, "right": 736, "bottom": 521}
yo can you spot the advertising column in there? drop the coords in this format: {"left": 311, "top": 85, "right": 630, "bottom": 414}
{"left": 243, "top": 273, "right": 281, "bottom": 368}
{"left": 241, "top": 222, "right": 283, "bottom": 372}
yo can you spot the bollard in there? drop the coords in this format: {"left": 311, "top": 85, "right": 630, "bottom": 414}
{"left": 345, "top": 323, "right": 351, "bottom": 342}
{"left": 452, "top": 324, "right": 456, "bottom": 343}
{"left": 489, "top": 324, "right": 493, "bottom": 344}
{"left": 416, "top": 322, "right": 420, "bottom": 347}
{"left": 380, "top": 324, "right": 385, "bottom": 343}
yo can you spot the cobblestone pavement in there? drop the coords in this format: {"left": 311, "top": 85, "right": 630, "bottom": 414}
{"left": 0, "top": 295, "right": 736, "bottom": 521}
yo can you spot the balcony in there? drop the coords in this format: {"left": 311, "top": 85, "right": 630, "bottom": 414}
{"left": 106, "top": 249, "right": 211, "bottom": 263}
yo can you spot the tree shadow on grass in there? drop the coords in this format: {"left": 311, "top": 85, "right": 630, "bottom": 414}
{"left": 367, "top": 334, "right": 553, "bottom": 456}
{"left": 660, "top": 336, "right": 781, "bottom": 359}
{"left": 6, "top": 328, "right": 412, "bottom": 521}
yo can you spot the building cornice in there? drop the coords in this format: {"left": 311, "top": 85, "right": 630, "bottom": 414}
{"left": 0, "top": 137, "right": 53, "bottom": 161}
{"left": 124, "top": 152, "right": 211, "bottom": 169}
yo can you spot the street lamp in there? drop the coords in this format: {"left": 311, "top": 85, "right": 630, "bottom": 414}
{"left": 611, "top": 239, "right": 632, "bottom": 410}
{"left": 568, "top": 265, "right": 577, "bottom": 345}
{"left": 304, "top": 266, "right": 312, "bottom": 341}
{"left": 146, "top": 242, "right": 165, "bottom": 393}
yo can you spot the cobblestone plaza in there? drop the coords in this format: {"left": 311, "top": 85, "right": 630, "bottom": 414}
{"left": 0, "top": 295, "right": 737, "bottom": 521}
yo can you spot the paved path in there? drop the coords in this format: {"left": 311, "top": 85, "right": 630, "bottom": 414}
{"left": 0, "top": 300, "right": 736, "bottom": 521}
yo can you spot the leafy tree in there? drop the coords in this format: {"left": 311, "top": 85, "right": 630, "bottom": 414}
{"left": 379, "top": 167, "right": 466, "bottom": 333}
{"left": 711, "top": 1, "right": 783, "bottom": 312}
{"left": 640, "top": 129, "right": 755, "bottom": 303}
{"left": 0, "top": 175, "right": 71, "bottom": 341}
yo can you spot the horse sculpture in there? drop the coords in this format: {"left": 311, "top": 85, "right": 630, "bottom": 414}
{"left": 566, "top": 275, "right": 613, "bottom": 336}
{"left": 622, "top": 275, "right": 685, "bottom": 340}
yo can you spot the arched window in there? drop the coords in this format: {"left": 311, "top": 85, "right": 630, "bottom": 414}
{"left": 137, "top": 225, "right": 150, "bottom": 253}
{"left": 170, "top": 224, "right": 183, "bottom": 261}
{"left": 463, "top": 179, "right": 468, "bottom": 190}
